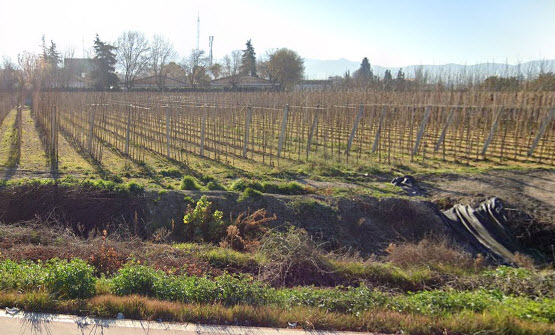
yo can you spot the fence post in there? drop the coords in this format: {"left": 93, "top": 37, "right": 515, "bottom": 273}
{"left": 166, "top": 107, "right": 171, "bottom": 158}
{"left": 51, "top": 104, "right": 58, "bottom": 170}
{"left": 277, "top": 104, "right": 289, "bottom": 159}
{"left": 435, "top": 107, "right": 455, "bottom": 151}
{"left": 242, "top": 106, "right": 252, "bottom": 158}
{"left": 528, "top": 108, "right": 554, "bottom": 157}
{"left": 88, "top": 104, "right": 96, "bottom": 154}
{"left": 124, "top": 104, "right": 131, "bottom": 155}
{"left": 372, "top": 106, "right": 387, "bottom": 153}
{"left": 482, "top": 107, "right": 504, "bottom": 156}
{"left": 306, "top": 106, "right": 319, "bottom": 159}
{"left": 412, "top": 106, "right": 431, "bottom": 157}
{"left": 200, "top": 105, "right": 206, "bottom": 157}
{"left": 346, "top": 104, "right": 364, "bottom": 156}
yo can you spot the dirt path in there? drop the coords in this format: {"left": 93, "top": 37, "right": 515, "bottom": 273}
{"left": 19, "top": 109, "right": 48, "bottom": 171}
{"left": 0, "top": 110, "right": 16, "bottom": 167}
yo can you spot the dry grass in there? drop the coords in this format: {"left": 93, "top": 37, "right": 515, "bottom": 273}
{"left": 385, "top": 237, "right": 480, "bottom": 270}
{"left": 0, "top": 292, "right": 553, "bottom": 334}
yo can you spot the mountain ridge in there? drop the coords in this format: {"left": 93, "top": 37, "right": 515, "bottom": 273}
{"left": 303, "top": 58, "right": 555, "bottom": 81}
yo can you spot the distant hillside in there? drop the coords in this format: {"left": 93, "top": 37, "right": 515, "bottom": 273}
{"left": 303, "top": 58, "right": 555, "bottom": 81}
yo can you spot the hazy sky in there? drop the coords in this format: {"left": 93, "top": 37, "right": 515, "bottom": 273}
{"left": 1, "top": 0, "right": 553, "bottom": 66}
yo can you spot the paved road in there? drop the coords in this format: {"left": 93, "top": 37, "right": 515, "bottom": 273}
{"left": 0, "top": 310, "right": 377, "bottom": 335}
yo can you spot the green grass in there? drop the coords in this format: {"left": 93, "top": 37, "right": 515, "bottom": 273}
{"left": 0, "top": 258, "right": 554, "bottom": 333}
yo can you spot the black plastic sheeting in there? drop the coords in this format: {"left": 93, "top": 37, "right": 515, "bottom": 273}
{"left": 391, "top": 175, "right": 427, "bottom": 196}
{"left": 441, "top": 197, "right": 518, "bottom": 263}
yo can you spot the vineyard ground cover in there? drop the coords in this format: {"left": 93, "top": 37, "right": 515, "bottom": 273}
{"left": 0, "top": 110, "right": 16, "bottom": 167}
{"left": 0, "top": 105, "right": 551, "bottom": 198}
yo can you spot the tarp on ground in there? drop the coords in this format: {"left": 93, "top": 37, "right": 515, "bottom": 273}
{"left": 441, "top": 197, "right": 518, "bottom": 263}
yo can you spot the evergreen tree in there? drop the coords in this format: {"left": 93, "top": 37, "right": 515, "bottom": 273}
{"left": 240, "top": 40, "right": 257, "bottom": 77}
{"left": 355, "top": 57, "right": 373, "bottom": 82}
{"left": 383, "top": 70, "right": 393, "bottom": 82}
{"left": 92, "top": 34, "right": 119, "bottom": 90}
{"left": 47, "top": 40, "right": 61, "bottom": 68}
{"left": 396, "top": 68, "right": 405, "bottom": 80}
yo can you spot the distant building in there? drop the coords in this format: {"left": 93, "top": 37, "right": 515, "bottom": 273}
{"left": 64, "top": 58, "right": 96, "bottom": 89}
{"left": 64, "top": 58, "right": 96, "bottom": 78}
{"left": 131, "top": 75, "right": 189, "bottom": 90}
{"left": 66, "top": 75, "right": 94, "bottom": 89}
{"left": 210, "top": 75, "right": 278, "bottom": 90}
{"left": 295, "top": 79, "right": 334, "bottom": 91}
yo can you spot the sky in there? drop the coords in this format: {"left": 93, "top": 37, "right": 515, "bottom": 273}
{"left": 0, "top": 0, "right": 554, "bottom": 67}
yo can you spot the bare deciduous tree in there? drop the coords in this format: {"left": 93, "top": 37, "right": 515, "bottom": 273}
{"left": 182, "top": 49, "right": 210, "bottom": 88}
{"left": 116, "top": 31, "right": 150, "bottom": 90}
{"left": 150, "top": 35, "right": 176, "bottom": 90}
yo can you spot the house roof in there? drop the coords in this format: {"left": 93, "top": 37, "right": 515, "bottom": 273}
{"left": 297, "top": 79, "right": 332, "bottom": 85}
{"left": 211, "top": 75, "right": 276, "bottom": 87}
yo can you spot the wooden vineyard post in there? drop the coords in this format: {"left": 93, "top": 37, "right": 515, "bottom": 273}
{"left": 306, "top": 106, "right": 319, "bottom": 159}
{"left": 124, "top": 104, "right": 131, "bottom": 155}
{"left": 88, "top": 104, "right": 96, "bottom": 155}
{"left": 412, "top": 106, "right": 431, "bottom": 159}
{"left": 435, "top": 107, "right": 455, "bottom": 152}
{"left": 242, "top": 106, "right": 252, "bottom": 158}
{"left": 165, "top": 106, "right": 171, "bottom": 158}
{"left": 50, "top": 104, "right": 58, "bottom": 170}
{"left": 528, "top": 108, "right": 554, "bottom": 157}
{"left": 481, "top": 107, "right": 504, "bottom": 156}
{"left": 277, "top": 104, "right": 289, "bottom": 162}
{"left": 200, "top": 106, "right": 206, "bottom": 157}
{"left": 372, "top": 106, "right": 387, "bottom": 153}
{"left": 345, "top": 104, "right": 364, "bottom": 159}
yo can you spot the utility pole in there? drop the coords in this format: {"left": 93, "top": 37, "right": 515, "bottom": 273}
{"left": 208, "top": 36, "right": 214, "bottom": 66}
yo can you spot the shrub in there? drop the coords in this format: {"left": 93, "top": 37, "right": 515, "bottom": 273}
{"left": 238, "top": 188, "right": 263, "bottom": 202}
{"left": 230, "top": 179, "right": 263, "bottom": 192}
{"left": 258, "top": 227, "right": 336, "bottom": 286}
{"left": 160, "top": 168, "right": 183, "bottom": 178}
{"left": 180, "top": 176, "right": 201, "bottom": 190}
{"left": 221, "top": 209, "right": 276, "bottom": 251}
{"left": 126, "top": 182, "right": 144, "bottom": 194}
{"left": 206, "top": 180, "right": 226, "bottom": 191}
{"left": 88, "top": 241, "right": 123, "bottom": 275}
{"left": 0, "top": 260, "right": 46, "bottom": 292}
{"left": 111, "top": 263, "right": 164, "bottom": 296}
{"left": 173, "top": 196, "right": 226, "bottom": 243}
{"left": 45, "top": 258, "right": 96, "bottom": 299}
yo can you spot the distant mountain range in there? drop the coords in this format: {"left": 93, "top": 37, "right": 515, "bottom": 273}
{"left": 303, "top": 58, "right": 555, "bottom": 81}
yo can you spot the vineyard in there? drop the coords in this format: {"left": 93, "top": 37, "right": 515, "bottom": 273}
{"left": 0, "top": 91, "right": 554, "bottom": 182}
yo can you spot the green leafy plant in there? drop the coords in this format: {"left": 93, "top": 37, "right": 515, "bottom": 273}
{"left": 180, "top": 176, "right": 201, "bottom": 190}
{"left": 173, "top": 196, "right": 226, "bottom": 242}
{"left": 45, "top": 258, "right": 96, "bottom": 299}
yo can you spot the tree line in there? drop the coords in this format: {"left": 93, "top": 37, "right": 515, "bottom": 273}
{"left": 1, "top": 32, "right": 554, "bottom": 92}
{"left": 0, "top": 32, "right": 305, "bottom": 92}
